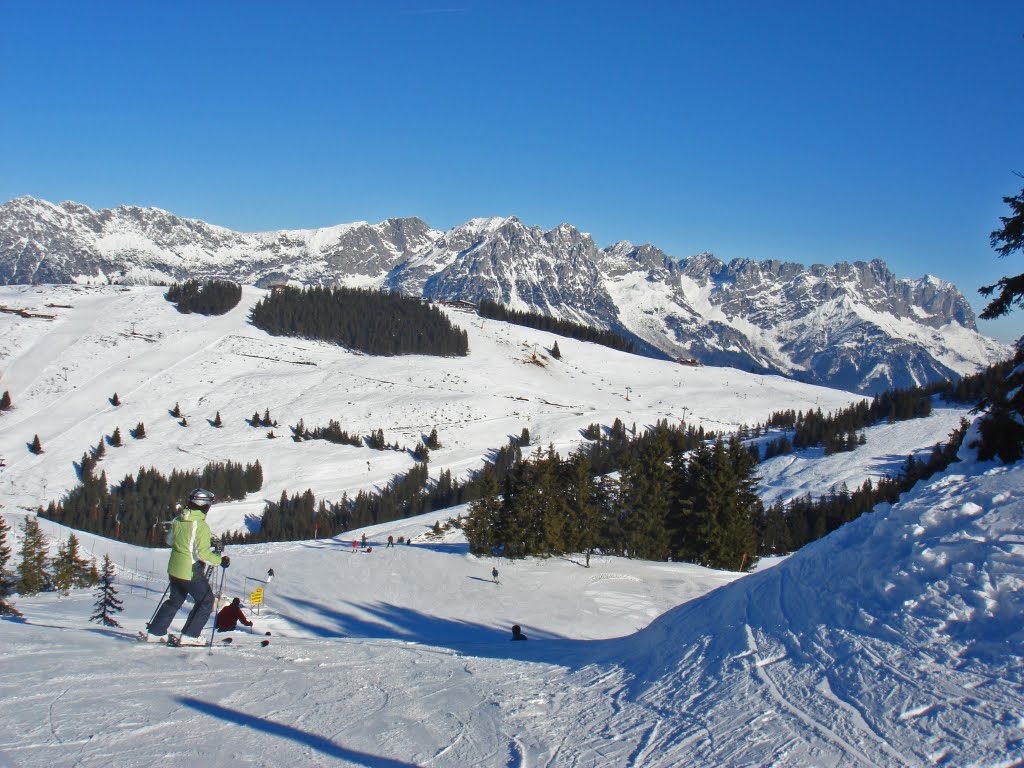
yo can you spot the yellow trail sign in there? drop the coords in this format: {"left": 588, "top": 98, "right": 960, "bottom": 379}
{"left": 250, "top": 587, "right": 264, "bottom": 606}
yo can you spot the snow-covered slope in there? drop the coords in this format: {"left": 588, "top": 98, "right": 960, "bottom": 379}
{"left": 0, "top": 196, "right": 1009, "bottom": 394}
{"left": 1, "top": 437, "right": 1020, "bottom": 766}
{"left": 1, "top": 283, "right": 1019, "bottom": 766}
{"left": 0, "top": 283, "right": 857, "bottom": 526}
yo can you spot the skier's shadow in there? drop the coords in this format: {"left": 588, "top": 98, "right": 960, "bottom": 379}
{"left": 177, "top": 696, "right": 418, "bottom": 767}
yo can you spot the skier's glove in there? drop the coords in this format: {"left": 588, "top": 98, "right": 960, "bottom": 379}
{"left": 220, "top": 555, "right": 231, "bottom": 568}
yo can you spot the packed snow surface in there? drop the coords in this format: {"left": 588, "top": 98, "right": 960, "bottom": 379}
{"left": 0, "top": 284, "right": 1021, "bottom": 766}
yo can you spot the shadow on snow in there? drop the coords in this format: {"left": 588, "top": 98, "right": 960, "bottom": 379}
{"left": 176, "top": 696, "right": 419, "bottom": 767}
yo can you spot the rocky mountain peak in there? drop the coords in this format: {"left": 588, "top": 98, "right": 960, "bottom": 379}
{"left": 0, "top": 197, "right": 1008, "bottom": 393}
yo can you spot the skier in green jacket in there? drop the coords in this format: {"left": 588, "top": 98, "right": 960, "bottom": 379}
{"left": 140, "top": 488, "right": 229, "bottom": 645}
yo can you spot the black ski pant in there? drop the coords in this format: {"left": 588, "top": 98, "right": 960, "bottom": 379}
{"left": 148, "top": 561, "right": 214, "bottom": 638}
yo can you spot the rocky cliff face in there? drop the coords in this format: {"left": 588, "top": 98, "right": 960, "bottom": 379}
{"left": 0, "top": 196, "right": 1008, "bottom": 393}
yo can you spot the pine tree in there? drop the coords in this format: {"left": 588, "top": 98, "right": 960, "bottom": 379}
{"left": 427, "top": 428, "right": 441, "bottom": 449}
{"left": 213, "top": 411, "right": 223, "bottom": 428}
{"left": 29, "top": 434, "right": 43, "bottom": 455}
{"left": 132, "top": 421, "right": 146, "bottom": 439}
{"left": 619, "top": 427, "right": 672, "bottom": 560}
{"left": 550, "top": 341, "right": 561, "bottom": 359}
{"left": 171, "top": 402, "right": 182, "bottom": 418}
{"left": 675, "top": 438, "right": 762, "bottom": 571}
{"left": 17, "top": 516, "right": 50, "bottom": 595}
{"left": 53, "top": 533, "right": 95, "bottom": 595}
{"left": 464, "top": 465, "right": 503, "bottom": 555}
{"left": 90, "top": 555, "right": 123, "bottom": 627}
{"left": 0, "top": 390, "right": 11, "bottom": 411}
{"left": 94, "top": 437, "right": 106, "bottom": 460}
{"left": 0, "top": 516, "right": 21, "bottom": 617}
{"left": 110, "top": 392, "right": 120, "bottom": 406}
{"left": 110, "top": 427, "right": 122, "bottom": 447}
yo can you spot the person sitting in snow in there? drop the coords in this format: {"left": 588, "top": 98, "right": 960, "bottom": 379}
{"left": 511, "top": 624, "right": 528, "bottom": 641}
{"left": 216, "top": 597, "right": 254, "bottom": 632}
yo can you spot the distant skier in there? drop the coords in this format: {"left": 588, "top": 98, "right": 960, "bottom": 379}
{"left": 141, "top": 488, "right": 228, "bottom": 645}
{"left": 511, "top": 624, "right": 528, "bottom": 641}
{"left": 386, "top": 535, "right": 394, "bottom": 548}
{"left": 216, "top": 597, "right": 253, "bottom": 632}
{"left": 352, "top": 539, "right": 358, "bottom": 553}
{"left": 492, "top": 567, "right": 499, "bottom": 584}
{"left": 361, "top": 533, "right": 368, "bottom": 548}
{"left": 266, "top": 568, "right": 275, "bottom": 583}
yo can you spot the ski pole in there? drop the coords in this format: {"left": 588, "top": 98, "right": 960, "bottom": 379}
{"left": 146, "top": 582, "right": 170, "bottom": 630}
{"left": 206, "top": 561, "right": 228, "bottom": 651}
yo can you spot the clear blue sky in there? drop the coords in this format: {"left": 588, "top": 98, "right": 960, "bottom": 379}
{"left": 2, "top": 0, "right": 1022, "bottom": 342}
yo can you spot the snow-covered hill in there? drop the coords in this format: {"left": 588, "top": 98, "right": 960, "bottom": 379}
{"left": 0, "top": 282, "right": 857, "bottom": 528}
{"left": 0, "top": 436, "right": 1020, "bottom": 766}
{"left": 1, "top": 283, "right": 1020, "bottom": 766}
{"left": 0, "top": 196, "right": 1009, "bottom": 394}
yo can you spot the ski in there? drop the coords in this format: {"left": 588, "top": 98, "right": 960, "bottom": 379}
{"left": 218, "top": 631, "right": 271, "bottom": 648}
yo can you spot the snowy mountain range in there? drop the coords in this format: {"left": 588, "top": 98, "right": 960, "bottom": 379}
{"left": 0, "top": 196, "right": 1009, "bottom": 393}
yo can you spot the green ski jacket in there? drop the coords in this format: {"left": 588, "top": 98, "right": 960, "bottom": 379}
{"left": 167, "top": 506, "right": 222, "bottom": 580}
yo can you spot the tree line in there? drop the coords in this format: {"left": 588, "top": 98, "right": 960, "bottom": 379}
{"left": 165, "top": 279, "right": 242, "bottom": 315}
{"left": 41, "top": 460, "right": 264, "bottom": 546}
{"left": 477, "top": 298, "right": 636, "bottom": 354}
{"left": 251, "top": 285, "right": 469, "bottom": 357}
{"left": 465, "top": 429, "right": 762, "bottom": 570}
{"left": 761, "top": 419, "right": 969, "bottom": 554}
{"left": 223, "top": 462, "right": 476, "bottom": 544}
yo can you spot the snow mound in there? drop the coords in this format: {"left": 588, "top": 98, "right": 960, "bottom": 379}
{"left": 600, "top": 458, "right": 1024, "bottom": 766}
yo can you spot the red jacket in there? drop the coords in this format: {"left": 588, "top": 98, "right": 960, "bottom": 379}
{"left": 216, "top": 600, "right": 253, "bottom": 631}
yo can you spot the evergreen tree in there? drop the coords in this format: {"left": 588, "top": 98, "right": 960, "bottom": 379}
{"left": 171, "top": 401, "right": 182, "bottom": 418}
{"left": 94, "top": 437, "right": 106, "bottom": 459}
{"left": 413, "top": 442, "right": 430, "bottom": 462}
{"left": 464, "top": 465, "right": 503, "bottom": 555}
{"left": 426, "top": 428, "right": 441, "bottom": 450}
{"left": 213, "top": 411, "right": 223, "bottom": 428}
{"left": 550, "top": 341, "right": 562, "bottom": 359}
{"left": 165, "top": 279, "right": 243, "bottom": 316}
{"left": 90, "top": 554, "right": 123, "bottom": 627}
{"left": 110, "top": 427, "right": 122, "bottom": 447}
{"left": 131, "top": 421, "right": 146, "bottom": 439}
{"left": 17, "top": 517, "right": 50, "bottom": 594}
{"left": 110, "top": 392, "right": 120, "bottom": 406}
{"left": 519, "top": 427, "right": 531, "bottom": 447}
{"left": 0, "top": 516, "right": 21, "bottom": 617}
{"left": 980, "top": 178, "right": 1024, "bottom": 320}
{"left": 0, "top": 390, "right": 11, "bottom": 411}
{"left": 619, "top": 426, "right": 672, "bottom": 560}
{"left": 29, "top": 434, "right": 43, "bottom": 455}
{"left": 676, "top": 438, "right": 762, "bottom": 571}
{"left": 974, "top": 179, "right": 1024, "bottom": 462}
{"left": 565, "top": 453, "right": 601, "bottom": 566}
{"left": 53, "top": 533, "right": 94, "bottom": 595}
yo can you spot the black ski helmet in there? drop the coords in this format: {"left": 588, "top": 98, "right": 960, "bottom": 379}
{"left": 189, "top": 488, "right": 216, "bottom": 508}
